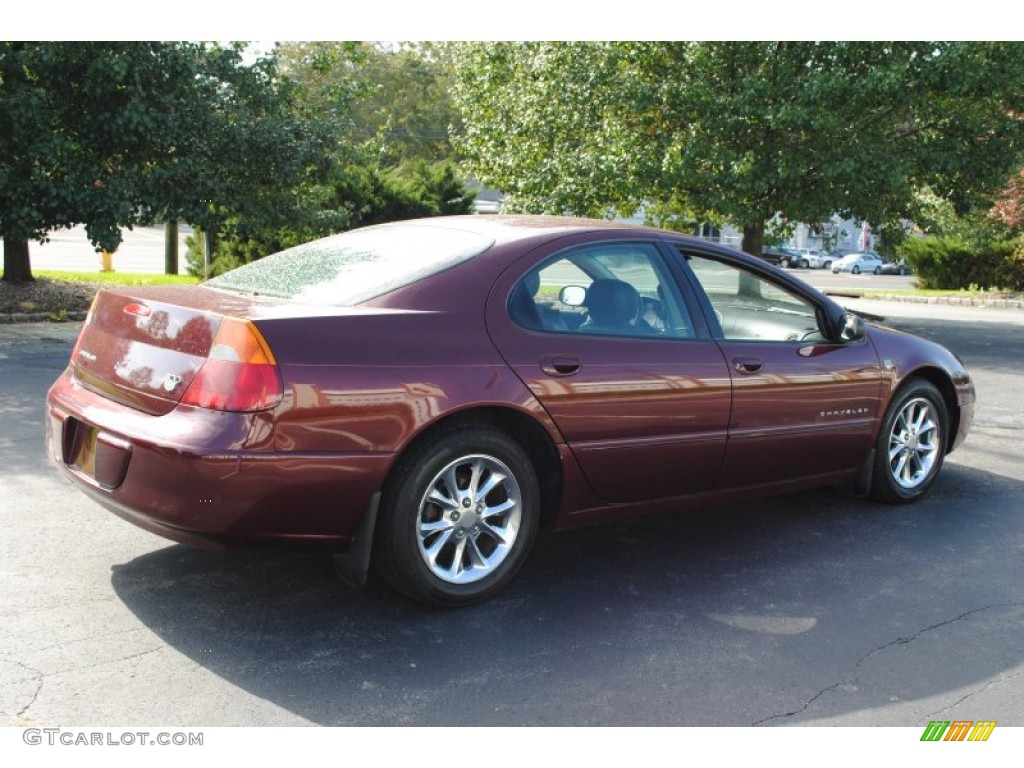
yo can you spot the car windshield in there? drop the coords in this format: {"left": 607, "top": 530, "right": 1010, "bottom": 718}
{"left": 208, "top": 224, "right": 495, "bottom": 306}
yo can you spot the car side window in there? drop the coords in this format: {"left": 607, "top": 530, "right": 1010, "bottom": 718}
{"left": 681, "top": 252, "right": 824, "bottom": 342}
{"left": 509, "top": 243, "right": 694, "bottom": 339}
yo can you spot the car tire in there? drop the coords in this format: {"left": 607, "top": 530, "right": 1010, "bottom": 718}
{"left": 800, "top": 259, "right": 809, "bottom": 269}
{"left": 824, "top": 261, "right": 832, "bottom": 270}
{"left": 852, "top": 265, "right": 861, "bottom": 274}
{"left": 373, "top": 425, "right": 540, "bottom": 607}
{"left": 870, "top": 379, "right": 948, "bottom": 504}
{"left": 873, "top": 266, "right": 881, "bottom": 275}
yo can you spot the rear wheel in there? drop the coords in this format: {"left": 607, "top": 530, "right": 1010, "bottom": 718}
{"left": 873, "top": 266, "right": 881, "bottom": 275}
{"left": 871, "top": 380, "right": 948, "bottom": 503}
{"left": 374, "top": 425, "right": 539, "bottom": 607}
{"left": 799, "top": 259, "right": 809, "bottom": 269}
{"left": 852, "top": 265, "right": 861, "bottom": 274}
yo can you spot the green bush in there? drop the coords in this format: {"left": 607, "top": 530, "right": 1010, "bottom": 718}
{"left": 897, "top": 236, "right": 1022, "bottom": 290}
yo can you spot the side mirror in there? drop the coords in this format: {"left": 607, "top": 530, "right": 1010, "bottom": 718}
{"left": 559, "top": 285, "right": 587, "bottom": 307}
{"left": 839, "top": 312, "right": 865, "bottom": 342}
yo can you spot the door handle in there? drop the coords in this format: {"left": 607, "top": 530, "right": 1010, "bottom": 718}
{"left": 733, "top": 357, "right": 763, "bottom": 375}
{"left": 540, "top": 355, "right": 581, "bottom": 376}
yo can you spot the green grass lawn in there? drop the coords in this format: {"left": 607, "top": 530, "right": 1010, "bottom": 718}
{"left": 27, "top": 270, "right": 199, "bottom": 285}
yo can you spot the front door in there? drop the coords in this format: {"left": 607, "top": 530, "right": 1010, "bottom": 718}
{"left": 675, "top": 249, "right": 883, "bottom": 489}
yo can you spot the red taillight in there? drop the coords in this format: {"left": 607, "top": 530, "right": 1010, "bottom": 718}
{"left": 180, "top": 317, "right": 283, "bottom": 412}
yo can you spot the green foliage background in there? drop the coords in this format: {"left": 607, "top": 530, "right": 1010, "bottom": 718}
{"left": 1, "top": 41, "right": 474, "bottom": 282}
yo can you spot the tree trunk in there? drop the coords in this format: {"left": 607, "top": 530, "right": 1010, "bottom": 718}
{"left": 164, "top": 220, "right": 179, "bottom": 275}
{"left": 2, "top": 238, "right": 34, "bottom": 282}
{"left": 740, "top": 221, "right": 765, "bottom": 258}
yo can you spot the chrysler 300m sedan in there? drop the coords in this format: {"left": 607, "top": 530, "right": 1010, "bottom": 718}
{"left": 46, "top": 216, "right": 974, "bottom": 606}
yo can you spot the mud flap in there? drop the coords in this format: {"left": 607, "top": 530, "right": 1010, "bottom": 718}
{"left": 332, "top": 492, "right": 380, "bottom": 588}
{"left": 838, "top": 449, "right": 874, "bottom": 498}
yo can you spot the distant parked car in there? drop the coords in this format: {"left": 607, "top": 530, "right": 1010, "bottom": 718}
{"left": 832, "top": 252, "right": 885, "bottom": 275}
{"left": 799, "top": 249, "right": 832, "bottom": 269}
{"left": 762, "top": 246, "right": 807, "bottom": 269}
{"left": 880, "top": 259, "right": 913, "bottom": 276}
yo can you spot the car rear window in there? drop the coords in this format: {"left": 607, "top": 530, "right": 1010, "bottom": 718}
{"left": 207, "top": 223, "right": 494, "bottom": 306}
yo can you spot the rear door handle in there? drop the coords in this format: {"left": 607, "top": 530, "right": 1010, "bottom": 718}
{"left": 733, "top": 357, "right": 763, "bottom": 375}
{"left": 540, "top": 355, "right": 581, "bottom": 377}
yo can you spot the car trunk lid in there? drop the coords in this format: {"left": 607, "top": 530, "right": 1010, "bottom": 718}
{"left": 71, "top": 289, "right": 226, "bottom": 415}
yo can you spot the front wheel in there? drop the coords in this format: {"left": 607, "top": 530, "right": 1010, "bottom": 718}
{"left": 374, "top": 425, "right": 540, "bottom": 607}
{"left": 852, "top": 265, "right": 861, "bottom": 274}
{"left": 871, "top": 380, "right": 948, "bottom": 503}
{"left": 873, "top": 266, "right": 881, "bottom": 275}
{"left": 799, "top": 259, "right": 809, "bottom": 269}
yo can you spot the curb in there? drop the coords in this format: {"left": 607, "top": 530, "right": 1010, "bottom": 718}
{"left": 858, "top": 294, "right": 1024, "bottom": 309}
{"left": 0, "top": 311, "right": 88, "bottom": 324}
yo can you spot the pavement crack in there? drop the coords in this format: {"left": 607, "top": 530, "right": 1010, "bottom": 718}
{"left": 2, "top": 646, "right": 164, "bottom": 688}
{"left": 927, "top": 668, "right": 1024, "bottom": 717}
{"left": 752, "top": 601, "right": 1024, "bottom": 726}
{"left": 853, "top": 602, "right": 1021, "bottom": 672}
{"left": 751, "top": 681, "right": 845, "bottom": 725}
{"left": 2, "top": 659, "right": 46, "bottom": 720}
{"left": 13, "top": 626, "right": 149, "bottom": 656}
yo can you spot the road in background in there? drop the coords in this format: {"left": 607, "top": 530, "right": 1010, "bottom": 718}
{"left": 786, "top": 266, "right": 917, "bottom": 294}
{"left": 5, "top": 225, "right": 193, "bottom": 276}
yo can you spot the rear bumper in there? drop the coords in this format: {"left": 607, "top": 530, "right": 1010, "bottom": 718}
{"left": 46, "top": 367, "right": 394, "bottom": 551}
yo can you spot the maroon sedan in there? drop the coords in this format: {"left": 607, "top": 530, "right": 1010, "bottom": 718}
{"left": 46, "top": 216, "right": 974, "bottom": 606}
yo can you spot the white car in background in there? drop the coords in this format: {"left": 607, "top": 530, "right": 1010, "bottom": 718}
{"left": 832, "top": 252, "right": 884, "bottom": 275}
{"left": 799, "top": 249, "right": 833, "bottom": 269}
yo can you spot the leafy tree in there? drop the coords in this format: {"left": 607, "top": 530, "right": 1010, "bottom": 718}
{"left": 189, "top": 42, "right": 472, "bottom": 274}
{"left": 1, "top": 42, "right": 309, "bottom": 282}
{"left": 991, "top": 168, "right": 1024, "bottom": 231}
{"left": 452, "top": 42, "right": 1024, "bottom": 256}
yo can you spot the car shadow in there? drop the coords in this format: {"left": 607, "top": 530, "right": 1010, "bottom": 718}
{"left": 110, "top": 461, "right": 1024, "bottom": 726}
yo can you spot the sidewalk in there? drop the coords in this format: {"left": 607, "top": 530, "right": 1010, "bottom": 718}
{"left": 859, "top": 292, "right": 1024, "bottom": 310}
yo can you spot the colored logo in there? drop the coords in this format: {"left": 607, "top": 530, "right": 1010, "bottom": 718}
{"left": 920, "top": 720, "right": 997, "bottom": 742}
